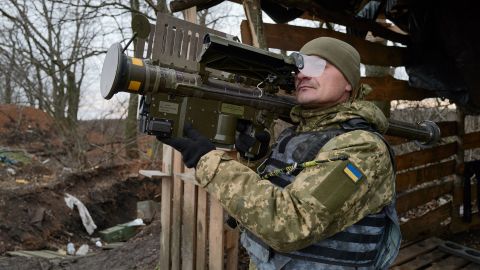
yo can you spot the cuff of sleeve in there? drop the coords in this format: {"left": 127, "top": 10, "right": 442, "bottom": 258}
{"left": 195, "top": 150, "right": 230, "bottom": 187}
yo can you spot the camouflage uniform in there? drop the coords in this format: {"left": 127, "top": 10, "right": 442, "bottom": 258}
{"left": 194, "top": 100, "right": 399, "bottom": 269}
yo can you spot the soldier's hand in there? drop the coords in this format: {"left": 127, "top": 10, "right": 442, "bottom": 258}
{"left": 235, "top": 121, "right": 270, "bottom": 161}
{"left": 157, "top": 124, "right": 215, "bottom": 168}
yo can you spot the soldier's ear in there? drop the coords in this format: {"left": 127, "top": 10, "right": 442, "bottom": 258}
{"left": 345, "top": 83, "right": 352, "bottom": 92}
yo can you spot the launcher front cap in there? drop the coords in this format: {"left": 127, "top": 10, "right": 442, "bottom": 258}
{"left": 100, "top": 43, "right": 123, "bottom": 100}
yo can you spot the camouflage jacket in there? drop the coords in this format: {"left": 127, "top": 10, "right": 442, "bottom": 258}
{"left": 194, "top": 100, "right": 395, "bottom": 252}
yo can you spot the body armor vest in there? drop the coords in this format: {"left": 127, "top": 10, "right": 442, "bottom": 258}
{"left": 242, "top": 118, "right": 401, "bottom": 270}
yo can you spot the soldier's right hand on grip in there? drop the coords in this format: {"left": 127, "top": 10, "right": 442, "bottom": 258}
{"left": 235, "top": 121, "right": 270, "bottom": 161}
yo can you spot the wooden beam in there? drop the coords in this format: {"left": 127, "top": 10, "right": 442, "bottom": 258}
{"left": 159, "top": 145, "right": 174, "bottom": 270}
{"left": 225, "top": 228, "right": 240, "bottom": 270}
{"left": 464, "top": 131, "right": 480, "bottom": 150}
{"left": 171, "top": 151, "right": 184, "bottom": 270}
{"left": 241, "top": 21, "right": 408, "bottom": 67}
{"left": 396, "top": 143, "right": 457, "bottom": 171}
{"left": 450, "top": 213, "right": 480, "bottom": 234}
{"left": 209, "top": 198, "right": 224, "bottom": 270}
{"left": 391, "top": 237, "right": 443, "bottom": 267}
{"left": 438, "top": 121, "right": 458, "bottom": 138}
{"left": 451, "top": 109, "right": 465, "bottom": 232}
{"left": 400, "top": 203, "right": 451, "bottom": 241}
{"left": 397, "top": 181, "right": 454, "bottom": 214}
{"left": 243, "top": 0, "right": 267, "bottom": 49}
{"left": 274, "top": 0, "right": 409, "bottom": 44}
{"left": 396, "top": 160, "right": 456, "bottom": 193}
{"left": 452, "top": 183, "right": 478, "bottom": 207}
{"left": 195, "top": 188, "right": 208, "bottom": 270}
{"left": 182, "top": 174, "right": 197, "bottom": 270}
{"left": 362, "top": 76, "right": 434, "bottom": 101}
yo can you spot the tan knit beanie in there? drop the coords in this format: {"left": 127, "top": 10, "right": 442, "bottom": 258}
{"left": 300, "top": 37, "right": 361, "bottom": 96}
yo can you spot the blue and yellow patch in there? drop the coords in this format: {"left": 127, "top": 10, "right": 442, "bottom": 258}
{"left": 343, "top": 163, "right": 363, "bottom": 183}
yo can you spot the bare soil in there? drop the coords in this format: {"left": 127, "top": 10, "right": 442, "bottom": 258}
{"left": 0, "top": 105, "right": 164, "bottom": 269}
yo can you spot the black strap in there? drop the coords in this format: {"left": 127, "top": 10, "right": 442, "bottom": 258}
{"left": 265, "top": 158, "right": 289, "bottom": 169}
{"left": 354, "top": 216, "right": 387, "bottom": 227}
{"left": 280, "top": 245, "right": 377, "bottom": 267}
{"left": 278, "top": 132, "right": 296, "bottom": 154}
{"left": 332, "top": 231, "right": 383, "bottom": 244}
{"left": 268, "top": 176, "right": 291, "bottom": 188}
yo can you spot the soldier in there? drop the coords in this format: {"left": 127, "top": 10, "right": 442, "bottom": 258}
{"left": 159, "top": 37, "right": 401, "bottom": 269}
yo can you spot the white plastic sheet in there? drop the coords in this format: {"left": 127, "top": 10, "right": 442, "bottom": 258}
{"left": 64, "top": 193, "right": 97, "bottom": 235}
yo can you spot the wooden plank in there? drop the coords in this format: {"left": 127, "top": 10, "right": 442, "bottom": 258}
{"left": 384, "top": 135, "right": 409, "bottom": 145}
{"left": 438, "top": 121, "right": 458, "bottom": 138}
{"left": 464, "top": 131, "right": 480, "bottom": 150}
{"left": 182, "top": 168, "right": 197, "bottom": 270}
{"left": 209, "top": 197, "right": 224, "bottom": 270}
{"left": 453, "top": 183, "right": 478, "bottom": 206}
{"left": 273, "top": 0, "right": 409, "bottom": 44}
{"left": 451, "top": 109, "right": 466, "bottom": 232}
{"left": 243, "top": 0, "right": 267, "bottom": 49}
{"left": 241, "top": 21, "right": 407, "bottom": 67}
{"left": 7, "top": 250, "right": 66, "bottom": 259}
{"left": 425, "top": 255, "right": 470, "bottom": 270}
{"left": 450, "top": 213, "right": 480, "bottom": 234}
{"left": 139, "top": 170, "right": 170, "bottom": 178}
{"left": 159, "top": 145, "right": 174, "bottom": 270}
{"left": 392, "top": 238, "right": 443, "bottom": 266}
{"left": 392, "top": 249, "right": 448, "bottom": 270}
{"left": 397, "top": 181, "right": 453, "bottom": 214}
{"left": 196, "top": 188, "right": 208, "bottom": 270}
{"left": 396, "top": 160, "right": 455, "bottom": 193}
{"left": 171, "top": 151, "right": 184, "bottom": 270}
{"left": 181, "top": 10, "right": 198, "bottom": 270}
{"left": 400, "top": 203, "right": 451, "bottom": 241}
{"left": 396, "top": 143, "right": 457, "bottom": 171}
{"left": 362, "top": 76, "right": 434, "bottom": 101}
{"left": 225, "top": 228, "right": 240, "bottom": 270}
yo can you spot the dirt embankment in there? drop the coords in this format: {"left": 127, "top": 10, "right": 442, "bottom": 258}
{"left": 0, "top": 162, "right": 164, "bottom": 269}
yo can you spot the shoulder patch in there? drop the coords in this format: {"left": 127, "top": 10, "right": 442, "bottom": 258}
{"left": 343, "top": 163, "right": 363, "bottom": 183}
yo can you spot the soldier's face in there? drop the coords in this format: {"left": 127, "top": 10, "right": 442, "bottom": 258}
{"left": 294, "top": 61, "right": 352, "bottom": 108}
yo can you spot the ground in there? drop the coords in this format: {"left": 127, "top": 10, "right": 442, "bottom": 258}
{"left": 0, "top": 104, "right": 164, "bottom": 269}
{"left": 0, "top": 104, "right": 479, "bottom": 270}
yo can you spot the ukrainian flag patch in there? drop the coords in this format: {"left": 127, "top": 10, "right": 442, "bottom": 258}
{"left": 343, "top": 163, "right": 363, "bottom": 183}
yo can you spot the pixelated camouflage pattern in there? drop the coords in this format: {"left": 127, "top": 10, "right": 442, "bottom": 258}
{"left": 195, "top": 100, "right": 394, "bottom": 253}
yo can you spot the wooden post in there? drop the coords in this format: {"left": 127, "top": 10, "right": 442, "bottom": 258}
{"left": 160, "top": 145, "right": 174, "bottom": 270}
{"left": 182, "top": 8, "right": 199, "bottom": 270}
{"left": 242, "top": 0, "right": 267, "bottom": 49}
{"left": 196, "top": 188, "right": 208, "bottom": 270}
{"left": 209, "top": 197, "right": 225, "bottom": 270}
{"left": 451, "top": 107, "right": 465, "bottom": 233}
{"left": 225, "top": 228, "right": 240, "bottom": 270}
{"left": 364, "top": 30, "right": 393, "bottom": 118}
{"left": 171, "top": 151, "right": 184, "bottom": 270}
{"left": 182, "top": 167, "right": 197, "bottom": 270}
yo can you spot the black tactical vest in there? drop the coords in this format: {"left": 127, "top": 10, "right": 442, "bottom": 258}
{"left": 241, "top": 118, "right": 401, "bottom": 270}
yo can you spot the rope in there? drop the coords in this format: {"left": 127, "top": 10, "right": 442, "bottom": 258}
{"left": 260, "top": 155, "right": 348, "bottom": 180}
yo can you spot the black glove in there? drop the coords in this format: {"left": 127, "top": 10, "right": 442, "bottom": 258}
{"left": 157, "top": 124, "right": 215, "bottom": 168}
{"left": 235, "top": 121, "right": 270, "bottom": 161}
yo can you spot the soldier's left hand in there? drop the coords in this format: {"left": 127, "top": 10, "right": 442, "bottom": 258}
{"left": 157, "top": 124, "right": 215, "bottom": 168}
